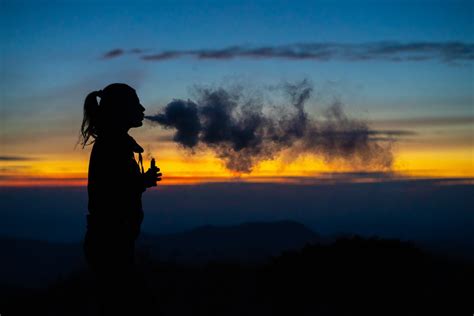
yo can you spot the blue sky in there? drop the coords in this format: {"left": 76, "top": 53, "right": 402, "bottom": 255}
{"left": 0, "top": 0, "right": 472, "bottom": 179}
{"left": 2, "top": 0, "right": 472, "bottom": 108}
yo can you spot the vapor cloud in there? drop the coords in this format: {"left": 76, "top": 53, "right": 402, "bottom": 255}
{"left": 104, "top": 42, "right": 474, "bottom": 63}
{"left": 146, "top": 80, "right": 401, "bottom": 173}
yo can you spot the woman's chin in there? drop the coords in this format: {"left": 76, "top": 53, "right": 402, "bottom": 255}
{"left": 130, "top": 121, "right": 143, "bottom": 128}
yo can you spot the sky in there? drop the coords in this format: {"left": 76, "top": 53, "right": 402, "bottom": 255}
{"left": 1, "top": 0, "right": 473, "bottom": 186}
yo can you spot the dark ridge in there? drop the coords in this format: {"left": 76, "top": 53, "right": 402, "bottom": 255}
{"left": 2, "top": 235, "right": 472, "bottom": 316}
{"left": 139, "top": 220, "right": 320, "bottom": 263}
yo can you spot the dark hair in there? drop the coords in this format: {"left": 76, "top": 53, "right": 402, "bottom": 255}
{"left": 79, "top": 83, "right": 136, "bottom": 147}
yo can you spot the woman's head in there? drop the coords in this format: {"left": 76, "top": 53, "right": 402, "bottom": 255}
{"left": 80, "top": 83, "right": 145, "bottom": 146}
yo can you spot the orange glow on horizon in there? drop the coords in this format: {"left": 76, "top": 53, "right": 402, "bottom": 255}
{"left": 1, "top": 135, "right": 472, "bottom": 187}
{"left": 3, "top": 110, "right": 472, "bottom": 187}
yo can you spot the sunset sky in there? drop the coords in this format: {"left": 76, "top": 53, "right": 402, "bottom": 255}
{"left": 1, "top": 0, "right": 473, "bottom": 186}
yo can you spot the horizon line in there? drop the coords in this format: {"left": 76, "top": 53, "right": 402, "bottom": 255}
{"left": 1, "top": 174, "right": 473, "bottom": 188}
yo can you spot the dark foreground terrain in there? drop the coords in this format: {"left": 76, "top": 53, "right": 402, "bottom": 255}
{"left": 1, "top": 230, "right": 473, "bottom": 316}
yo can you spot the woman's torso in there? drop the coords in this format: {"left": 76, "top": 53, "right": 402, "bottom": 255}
{"left": 86, "top": 134, "right": 145, "bottom": 237}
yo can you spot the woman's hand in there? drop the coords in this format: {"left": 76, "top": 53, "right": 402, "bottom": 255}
{"left": 143, "top": 164, "right": 162, "bottom": 188}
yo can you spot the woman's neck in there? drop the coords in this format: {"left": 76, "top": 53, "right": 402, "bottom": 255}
{"left": 99, "top": 127, "right": 130, "bottom": 138}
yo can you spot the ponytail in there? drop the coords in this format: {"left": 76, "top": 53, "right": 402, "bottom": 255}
{"left": 79, "top": 90, "right": 102, "bottom": 147}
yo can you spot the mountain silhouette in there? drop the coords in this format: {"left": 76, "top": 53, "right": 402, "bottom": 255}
{"left": 0, "top": 237, "right": 85, "bottom": 288}
{"left": 2, "top": 231, "right": 472, "bottom": 316}
{"left": 0, "top": 220, "right": 319, "bottom": 288}
{"left": 139, "top": 220, "right": 320, "bottom": 263}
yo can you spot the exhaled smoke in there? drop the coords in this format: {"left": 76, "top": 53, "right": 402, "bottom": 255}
{"left": 145, "top": 80, "right": 394, "bottom": 173}
{"left": 150, "top": 99, "right": 201, "bottom": 148}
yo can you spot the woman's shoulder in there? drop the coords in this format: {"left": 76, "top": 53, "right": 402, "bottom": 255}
{"left": 90, "top": 134, "right": 143, "bottom": 165}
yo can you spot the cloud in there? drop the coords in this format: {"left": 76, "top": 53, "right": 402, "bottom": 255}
{"left": 102, "top": 49, "right": 125, "bottom": 59}
{"left": 369, "top": 130, "right": 417, "bottom": 136}
{"left": 149, "top": 99, "right": 201, "bottom": 147}
{"left": 103, "top": 42, "right": 474, "bottom": 63}
{"left": 373, "top": 116, "right": 474, "bottom": 128}
{"left": 129, "top": 48, "right": 148, "bottom": 54}
{"left": 145, "top": 80, "right": 401, "bottom": 173}
{"left": 102, "top": 48, "right": 151, "bottom": 59}
{"left": 0, "top": 156, "right": 34, "bottom": 161}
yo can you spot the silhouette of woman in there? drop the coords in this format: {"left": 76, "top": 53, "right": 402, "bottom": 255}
{"left": 80, "top": 83, "right": 161, "bottom": 315}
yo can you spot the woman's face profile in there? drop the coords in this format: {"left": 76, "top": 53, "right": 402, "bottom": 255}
{"left": 123, "top": 91, "right": 145, "bottom": 128}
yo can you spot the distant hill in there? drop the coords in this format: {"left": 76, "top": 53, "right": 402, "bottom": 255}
{"left": 139, "top": 220, "right": 320, "bottom": 263}
{"left": 0, "top": 237, "right": 85, "bottom": 288}
{"left": 0, "top": 220, "right": 319, "bottom": 288}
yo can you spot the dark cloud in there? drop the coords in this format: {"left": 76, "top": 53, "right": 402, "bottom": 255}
{"left": 374, "top": 116, "right": 474, "bottom": 128}
{"left": 102, "top": 49, "right": 124, "bottom": 59}
{"left": 105, "top": 42, "right": 474, "bottom": 63}
{"left": 369, "top": 130, "right": 417, "bottom": 136}
{"left": 0, "top": 156, "right": 34, "bottom": 161}
{"left": 146, "top": 80, "right": 402, "bottom": 173}
{"left": 129, "top": 48, "right": 148, "bottom": 54}
{"left": 102, "top": 48, "right": 151, "bottom": 59}
{"left": 141, "top": 51, "right": 184, "bottom": 61}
